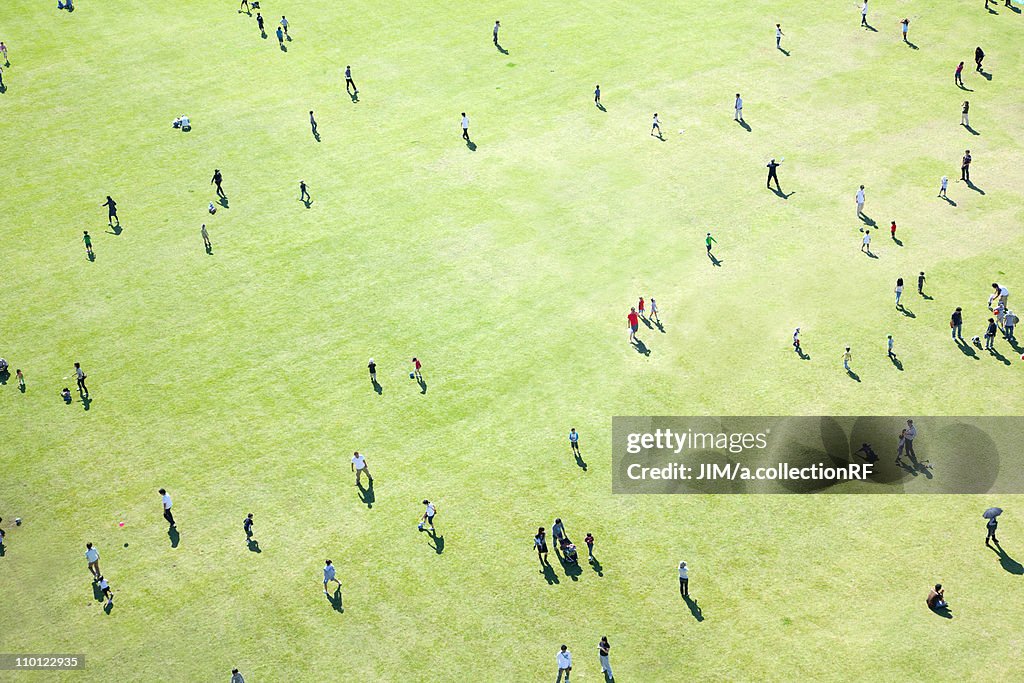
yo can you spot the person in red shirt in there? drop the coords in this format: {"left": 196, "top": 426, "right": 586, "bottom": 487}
{"left": 627, "top": 307, "right": 639, "bottom": 343}
{"left": 890, "top": 220, "right": 897, "bottom": 240}
{"left": 412, "top": 357, "right": 423, "bottom": 381}
{"left": 637, "top": 297, "right": 646, "bottom": 319}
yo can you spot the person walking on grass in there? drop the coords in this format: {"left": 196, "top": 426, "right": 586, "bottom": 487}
{"left": 159, "top": 488, "right": 175, "bottom": 528}
{"left": 309, "top": 111, "right": 317, "bottom": 136}
{"left": 1003, "top": 310, "right": 1017, "bottom": 341}
{"left": 918, "top": 272, "right": 926, "bottom": 296}
{"left": 280, "top": 16, "right": 289, "bottom": 38}
{"left": 243, "top": 513, "right": 254, "bottom": 540}
{"left": 861, "top": 230, "right": 871, "bottom": 255}
{"left": 594, "top": 84, "right": 601, "bottom": 106}
{"left": 861, "top": 0, "right": 869, "bottom": 27}
{"left": 239, "top": 0, "right": 248, "bottom": 12}
{"left": 368, "top": 358, "right": 377, "bottom": 384}
{"left": 887, "top": 335, "right": 896, "bottom": 360}
{"left": 903, "top": 420, "right": 918, "bottom": 460}
{"left": 637, "top": 296, "right": 646, "bottom": 319}
{"left": 955, "top": 61, "right": 965, "bottom": 88}
{"left": 984, "top": 317, "right": 997, "bottom": 350}
{"left": 556, "top": 645, "right": 573, "bottom": 683}
{"left": 461, "top": 113, "right": 470, "bottom": 141}
{"left": 345, "top": 66, "right": 357, "bottom": 94}
{"left": 493, "top": 20, "right": 500, "bottom": 46}
{"left": 843, "top": 347, "right": 853, "bottom": 373}
{"left": 766, "top": 158, "right": 782, "bottom": 191}
{"left": 961, "top": 150, "right": 971, "bottom": 182}
{"left": 975, "top": 46, "right": 984, "bottom": 72}
{"left": 900, "top": 18, "right": 909, "bottom": 42}
{"left": 412, "top": 357, "right": 423, "bottom": 382}
{"left": 231, "top": 668, "right": 246, "bottom": 683}
{"left": 650, "top": 298, "right": 660, "bottom": 323}
{"left": 775, "top": 23, "right": 784, "bottom": 49}
{"left": 83, "top": 231, "right": 93, "bottom": 259}
{"left": 890, "top": 220, "right": 897, "bottom": 241}
{"left": 961, "top": 101, "right": 970, "bottom": 127}
{"left": 16, "top": 368, "right": 25, "bottom": 390}
{"left": 706, "top": 231, "right": 717, "bottom": 254}
{"left": 323, "top": 559, "right": 341, "bottom": 595}
{"left": 651, "top": 113, "right": 661, "bottom": 137}
{"left": 418, "top": 500, "right": 437, "bottom": 532}
{"left": 351, "top": 451, "right": 373, "bottom": 486}
{"left": 256, "top": 13, "right": 265, "bottom": 35}
{"left": 951, "top": 307, "right": 963, "bottom": 340}
{"left": 986, "top": 515, "right": 999, "bottom": 547}
{"left": 895, "top": 277, "right": 904, "bottom": 307}
{"left": 102, "top": 196, "right": 118, "bottom": 226}
{"left": 85, "top": 542, "right": 100, "bottom": 579}
{"left": 734, "top": 94, "right": 744, "bottom": 123}
{"left": 793, "top": 327, "right": 801, "bottom": 354}
{"left": 599, "top": 636, "right": 612, "bottom": 681}
{"left": 97, "top": 575, "right": 113, "bottom": 608}
{"left": 552, "top": 518, "right": 569, "bottom": 547}
{"left": 679, "top": 560, "right": 689, "bottom": 597}
{"left": 535, "top": 527, "right": 549, "bottom": 564}
{"left": 299, "top": 180, "right": 310, "bottom": 202}
{"left": 74, "top": 362, "right": 88, "bottom": 396}
{"left": 211, "top": 169, "right": 226, "bottom": 198}
{"left": 276, "top": 25, "right": 284, "bottom": 47}
{"left": 569, "top": 428, "right": 581, "bottom": 457}
{"left": 939, "top": 175, "right": 948, "bottom": 198}
{"left": 584, "top": 532, "right": 595, "bottom": 560}
{"left": 201, "top": 224, "right": 211, "bottom": 251}
{"left": 0, "top": 42, "right": 8, "bottom": 65}
{"left": 855, "top": 185, "right": 866, "bottom": 218}
{"left": 627, "top": 307, "right": 639, "bottom": 344}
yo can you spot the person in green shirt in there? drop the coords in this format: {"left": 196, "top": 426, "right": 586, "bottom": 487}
{"left": 705, "top": 232, "right": 717, "bottom": 253}
{"left": 83, "top": 231, "right": 93, "bottom": 259}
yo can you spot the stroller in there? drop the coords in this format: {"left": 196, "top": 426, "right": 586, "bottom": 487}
{"left": 559, "top": 537, "right": 579, "bottom": 565}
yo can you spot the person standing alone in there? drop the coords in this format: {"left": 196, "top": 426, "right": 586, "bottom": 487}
{"left": 461, "top": 113, "right": 470, "bottom": 141}
{"left": 961, "top": 150, "right": 971, "bottom": 182}
{"left": 569, "top": 428, "right": 581, "bottom": 457}
{"left": 986, "top": 515, "right": 999, "bottom": 547}
{"left": 556, "top": 645, "right": 573, "bottom": 683}
{"left": 679, "top": 560, "right": 689, "bottom": 597}
{"left": 351, "top": 451, "right": 373, "bottom": 486}
{"left": 493, "top": 20, "right": 500, "bottom": 46}
{"left": 766, "top": 158, "right": 782, "bottom": 191}
{"left": 951, "top": 307, "right": 963, "bottom": 340}
{"left": 345, "top": 66, "right": 357, "bottom": 94}
{"left": 159, "top": 488, "right": 176, "bottom": 528}
{"left": 734, "top": 93, "right": 743, "bottom": 123}
{"left": 775, "top": 23, "right": 784, "bottom": 50}
{"left": 74, "top": 362, "right": 88, "bottom": 396}
{"left": 961, "top": 101, "right": 969, "bottom": 127}
{"left": 201, "top": 224, "right": 211, "bottom": 252}
{"left": 599, "top": 636, "right": 612, "bottom": 681}
{"left": 102, "top": 196, "right": 119, "bottom": 226}
{"left": 211, "top": 169, "right": 226, "bottom": 198}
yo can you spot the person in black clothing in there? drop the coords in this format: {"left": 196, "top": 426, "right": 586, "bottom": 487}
{"left": 368, "top": 358, "right": 377, "bottom": 384}
{"left": 309, "top": 110, "right": 318, "bottom": 136}
{"left": 974, "top": 46, "right": 984, "bottom": 72}
{"left": 984, "top": 317, "right": 998, "bottom": 350}
{"left": 243, "top": 513, "right": 255, "bottom": 540}
{"left": 961, "top": 101, "right": 969, "bottom": 128}
{"left": 256, "top": 13, "right": 265, "bottom": 35}
{"left": 918, "top": 272, "right": 926, "bottom": 296}
{"left": 986, "top": 516, "right": 999, "bottom": 547}
{"left": 299, "top": 180, "right": 310, "bottom": 202}
{"left": 74, "top": 362, "right": 88, "bottom": 396}
{"left": 345, "top": 66, "right": 357, "bottom": 94}
{"left": 102, "top": 196, "right": 118, "bottom": 226}
{"left": 951, "top": 307, "right": 963, "bottom": 340}
{"left": 855, "top": 443, "right": 879, "bottom": 463}
{"left": 766, "top": 159, "right": 782, "bottom": 191}
{"left": 961, "top": 150, "right": 971, "bottom": 182}
{"left": 212, "top": 169, "right": 226, "bottom": 198}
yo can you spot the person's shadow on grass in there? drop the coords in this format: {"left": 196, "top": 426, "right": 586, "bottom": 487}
{"left": 847, "top": 369, "right": 861, "bottom": 382}
{"left": 417, "top": 377, "right": 428, "bottom": 394}
{"left": 427, "top": 531, "right": 444, "bottom": 554}
{"left": 930, "top": 604, "right": 953, "bottom": 619}
{"left": 92, "top": 581, "right": 104, "bottom": 603}
{"left": 708, "top": 253, "right": 722, "bottom": 267}
{"left": 989, "top": 347, "right": 1011, "bottom": 366}
{"left": 372, "top": 378, "right": 383, "bottom": 395}
{"left": 358, "top": 480, "right": 375, "bottom": 509}
{"left": 738, "top": 119, "right": 752, "bottom": 132}
{"left": 899, "top": 306, "right": 916, "bottom": 318}
{"left": 589, "top": 556, "right": 604, "bottom": 577}
{"left": 990, "top": 543, "right": 1023, "bottom": 574}
{"left": 641, "top": 315, "right": 653, "bottom": 329}
{"left": 796, "top": 348, "right": 811, "bottom": 361}
{"left": 890, "top": 355, "right": 904, "bottom": 371}
{"left": 574, "top": 451, "right": 588, "bottom": 471}
{"left": 350, "top": 91, "right": 359, "bottom": 103}
{"left": 168, "top": 526, "right": 180, "bottom": 548}
{"left": 859, "top": 213, "right": 877, "bottom": 227}
{"left": 955, "top": 338, "right": 979, "bottom": 360}
{"left": 684, "top": 595, "right": 704, "bottom": 621}
{"left": 654, "top": 320, "right": 665, "bottom": 333}
{"left": 218, "top": 196, "right": 230, "bottom": 208}
{"left": 81, "top": 395, "right": 92, "bottom": 411}
{"left": 778, "top": 47, "right": 791, "bottom": 56}
{"left": 87, "top": 251, "right": 96, "bottom": 262}
{"left": 770, "top": 187, "right": 794, "bottom": 199}
{"left": 965, "top": 180, "right": 985, "bottom": 195}
{"left": 905, "top": 40, "right": 919, "bottom": 50}
{"left": 963, "top": 123, "right": 980, "bottom": 136}
{"left": 632, "top": 339, "right": 651, "bottom": 356}
{"left": 495, "top": 42, "right": 509, "bottom": 55}
{"left": 596, "top": 102, "right": 606, "bottom": 112}
{"left": 247, "top": 539, "right": 262, "bottom": 553}
{"left": 466, "top": 140, "right": 477, "bottom": 151}
{"left": 892, "top": 236, "right": 903, "bottom": 247}
{"left": 979, "top": 70, "right": 992, "bottom": 82}
{"left": 301, "top": 197, "right": 312, "bottom": 209}
{"left": 107, "top": 224, "right": 123, "bottom": 236}
{"left": 939, "top": 194, "right": 957, "bottom": 206}
{"left": 863, "top": 22, "right": 878, "bottom": 32}
{"left": 541, "top": 563, "right": 560, "bottom": 585}
{"left": 327, "top": 587, "right": 344, "bottom": 612}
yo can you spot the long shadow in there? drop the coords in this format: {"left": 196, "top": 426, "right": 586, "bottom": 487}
{"left": 980, "top": 71, "right": 992, "bottom": 81}
{"left": 708, "top": 253, "right": 722, "bottom": 267}
{"left": 247, "top": 539, "right": 262, "bottom": 553}
{"left": 573, "top": 450, "right": 588, "bottom": 470}
{"left": 892, "top": 236, "right": 903, "bottom": 247}
{"left": 632, "top": 339, "right": 651, "bottom": 356}
{"left": 654, "top": 321, "right": 665, "bottom": 334}
{"left": 921, "top": 293, "right": 934, "bottom": 301}
{"left": 770, "top": 187, "right": 794, "bottom": 199}
{"left": 555, "top": 551, "right": 582, "bottom": 581}
{"left": 957, "top": 84, "right": 974, "bottom": 92}
{"left": 349, "top": 92, "right": 359, "bottom": 103}
{"left": 589, "top": 556, "right": 604, "bottom": 577}
{"left": 218, "top": 196, "right": 230, "bottom": 208}
{"left": 327, "top": 587, "right": 344, "bottom": 612}
{"left": 965, "top": 180, "right": 985, "bottom": 195}
{"left": 206, "top": 245, "right": 214, "bottom": 256}
{"left": 895, "top": 457, "right": 918, "bottom": 476}
{"left": 301, "top": 198, "right": 312, "bottom": 208}
{"left": 930, "top": 605, "right": 953, "bottom": 619}
{"left": 955, "top": 339, "right": 979, "bottom": 359}
{"left": 168, "top": 527, "right": 180, "bottom": 548}
{"left": 496, "top": 43, "right": 509, "bottom": 55}
{"left": 963, "top": 124, "right": 980, "bottom": 136}
{"left": 778, "top": 47, "right": 790, "bottom": 56}
{"left": 1009, "top": 2, "right": 1023, "bottom": 13}
{"left": 104, "top": 602, "right": 114, "bottom": 615}
{"left": 863, "top": 23, "right": 878, "bottom": 32}
{"left": 641, "top": 316, "right": 653, "bottom": 329}
{"left": 92, "top": 582, "right": 104, "bottom": 602}
{"left": 865, "top": 250, "right": 879, "bottom": 259}
{"left": 81, "top": 395, "right": 92, "bottom": 411}
{"left": 312, "top": 132, "right": 321, "bottom": 143}
{"left": 541, "top": 563, "right": 560, "bottom": 585}
{"left": 652, "top": 132, "right": 665, "bottom": 141}
{"left": 899, "top": 307, "right": 916, "bottom": 318}
{"left": 279, "top": 43, "right": 288, "bottom": 53}
{"left": 905, "top": 41, "right": 919, "bottom": 50}
{"left": 991, "top": 544, "right": 1024, "bottom": 574}
{"left": 87, "top": 252, "right": 96, "bottom": 262}
{"left": 940, "top": 196, "right": 957, "bottom": 206}
{"left": 358, "top": 481, "right": 375, "bottom": 508}
{"left": 796, "top": 349, "right": 811, "bottom": 361}
{"left": 417, "top": 377, "right": 428, "bottom": 394}
{"left": 684, "top": 596, "right": 704, "bottom": 621}
{"left": 989, "top": 347, "right": 1011, "bottom": 366}
{"left": 596, "top": 102, "right": 606, "bottom": 112}
{"left": 107, "top": 225, "right": 123, "bottom": 235}
{"left": 738, "top": 120, "right": 752, "bottom": 132}
{"left": 890, "top": 355, "right": 904, "bottom": 371}
{"left": 466, "top": 140, "right": 477, "bottom": 151}
{"left": 372, "top": 379, "right": 382, "bottom": 395}
{"left": 427, "top": 532, "right": 445, "bottom": 554}
{"left": 261, "top": 31, "right": 267, "bottom": 39}
{"left": 847, "top": 370, "right": 861, "bottom": 382}
{"left": 1007, "top": 337, "right": 1022, "bottom": 355}
{"left": 859, "top": 213, "right": 877, "bottom": 226}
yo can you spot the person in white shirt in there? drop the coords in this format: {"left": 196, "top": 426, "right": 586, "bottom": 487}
{"left": 775, "top": 24, "right": 784, "bottom": 50}
{"left": 650, "top": 113, "right": 661, "bottom": 137}
{"left": 861, "top": 1, "right": 869, "bottom": 27}
{"left": 201, "top": 224, "right": 211, "bottom": 252}
{"left": 231, "top": 668, "right": 245, "bottom": 683}
{"left": 461, "top": 113, "right": 470, "bottom": 141}
{"left": 734, "top": 93, "right": 743, "bottom": 122}
{"left": 280, "top": 15, "right": 289, "bottom": 37}
{"left": 903, "top": 420, "right": 917, "bottom": 460}
{"left": 855, "top": 185, "right": 866, "bottom": 217}
{"left": 650, "top": 298, "right": 660, "bottom": 323}
{"left": 98, "top": 575, "right": 113, "bottom": 607}
{"left": 493, "top": 20, "right": 500, "bottom": 46}
{"left": 85, "top": 542, "right": 101, "bottom": 579}
{"left": 323, "top": 559, "right": 341, "bottom": 594}
{"left": 679, "top": 560, "right": 690, "bottom": 597}
{"left": 939, "top": 176, "right": 948, "bottom": 198}
{"left": 159, "top": 488, "right": 175, "bottom": 528}
{"left": 351, "top": 451, "right": 373, "bottom": 486}
{"left": 992, "top": 283, "right": 1009, "bottom": 311}
{"left": 861, "top": 230, "right": 871, "bottom": 254}
{"left": 418, "top": 500, "right": 437, "bottom": 532}
{"left": 556, "top": 645, "right": 572, "bottom": 683}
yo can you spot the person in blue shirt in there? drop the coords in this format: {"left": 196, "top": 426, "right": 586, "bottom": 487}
{"left": 569, "top": 428, "right": 580, "bottom": 456}
{"left": 986, "top": 517, "right": 999, "bottom": 547}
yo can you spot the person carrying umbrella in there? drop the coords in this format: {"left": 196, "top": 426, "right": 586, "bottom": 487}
{"left": 984, "top": 507, "right": 1002, "bottom": 547}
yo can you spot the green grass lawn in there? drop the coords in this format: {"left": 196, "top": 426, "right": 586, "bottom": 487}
{"left": 2, "top": 0, "right": 1023, "bottom": 680}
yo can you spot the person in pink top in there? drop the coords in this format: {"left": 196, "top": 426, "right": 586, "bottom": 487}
{"left": 627, "top": 308, "right": 639, "bottom": 343}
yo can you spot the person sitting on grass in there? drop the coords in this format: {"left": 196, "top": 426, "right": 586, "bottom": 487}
{"left": 61, "top": 387, "right": 72, "bottom": 404}
{"left": 926, "top": 584, "right": 947, "bottom": 610}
